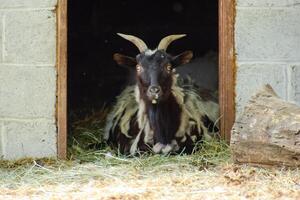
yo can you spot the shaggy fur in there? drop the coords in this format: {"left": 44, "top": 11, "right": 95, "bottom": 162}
{"left": 105, "top": 74, "right": 219, "bottom": 155}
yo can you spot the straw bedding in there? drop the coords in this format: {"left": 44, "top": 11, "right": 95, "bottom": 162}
{"left": 1, "top": 137, "right": 300, "bottom": 199}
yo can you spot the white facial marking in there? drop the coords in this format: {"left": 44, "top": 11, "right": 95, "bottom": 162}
{"left": 152, "top": 99, "right": 157, "bottom": 104}
{"left": 145, "top": 49, "right": 157, "bottom": 56}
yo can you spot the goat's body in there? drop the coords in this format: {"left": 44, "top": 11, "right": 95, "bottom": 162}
{"left": 177, "top": 52, "right": 218, "bottom": 92}
{"left": 104, "top": 75, "right": 219, "bottom": 155}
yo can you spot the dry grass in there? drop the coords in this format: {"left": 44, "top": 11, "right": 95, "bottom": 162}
{"left": 1, "top": 140, "right": 300, "bottom": 200}
{"left": 0, "top": 111, "right": 300, "bottom": 199}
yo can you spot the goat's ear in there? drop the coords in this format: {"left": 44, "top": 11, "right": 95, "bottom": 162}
{"left": 172, "top": 51, "right": 193, "bottom": 68}
{"left": 113, "top": 53, "right": 137, "bottom": 68}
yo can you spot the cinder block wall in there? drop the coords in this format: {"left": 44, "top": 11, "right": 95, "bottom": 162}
{"left": 235, "top": 0, "right": 300, "bottom": 116}
{"left": 1, "top": 0, "right": 299, "bottom": 159}
{"left": 0, "top": 0, "right": 57, "bottom": 159}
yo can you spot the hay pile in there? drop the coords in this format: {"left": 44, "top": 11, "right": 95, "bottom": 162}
{"left": 0, "top": 138, "right": 232, "bottom": 199}
{"left": 1, "top": 147, "right": 300, "bottom": 199}
{"left": 0, "top": 111, "right": 300, "bottom": 199}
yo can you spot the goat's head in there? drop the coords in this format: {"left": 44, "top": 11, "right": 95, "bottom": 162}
{"left": 114, "top": 33, "right": 193, "bottom": 104}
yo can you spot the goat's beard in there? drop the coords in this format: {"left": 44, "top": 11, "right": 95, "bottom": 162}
{"left": 145, "top": 92, "right": 181, "bottom": 145}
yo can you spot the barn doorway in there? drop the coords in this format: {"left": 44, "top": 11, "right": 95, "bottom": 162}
{"left": 57, "top": 0, "right": 235, "bottom": 158}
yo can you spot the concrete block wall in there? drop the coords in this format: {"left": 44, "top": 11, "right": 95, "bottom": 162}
{"left": 0, "top": 0, "right": 299, "bottom": 159}
{"left": 0, "top": 0, "right": 57, "bottom": 159}
{"left": 235, "top": 0, "right": 300, "bottom": 116}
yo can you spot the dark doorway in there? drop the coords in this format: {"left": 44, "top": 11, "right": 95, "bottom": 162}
{"left": 67, "top": 0, "right": 218, "bottom": 145}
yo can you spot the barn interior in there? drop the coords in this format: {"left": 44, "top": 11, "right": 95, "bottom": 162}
{"left": 68, "top": 0, "right": 218, "bottom": 143}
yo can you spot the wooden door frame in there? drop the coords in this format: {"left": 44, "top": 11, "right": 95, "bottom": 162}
{"left": 56, "top": 0, "right": 236, "bottom": 159}
{"left": 57, "top": 0, "right": 67, "bottom": 159}
{"left": 218, "top": 0, "right": 236, "bottom": 142}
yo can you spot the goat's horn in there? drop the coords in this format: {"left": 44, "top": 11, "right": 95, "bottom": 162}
{"left": 157, "top": 34, "right": 186, "bottom": 51}
{"left": 117, "top": 33, "right": 148, "bottom": 53}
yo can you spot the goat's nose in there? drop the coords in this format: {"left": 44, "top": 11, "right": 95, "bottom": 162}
{"left": 149, "top": 86, "right": 161, "bottom": 94}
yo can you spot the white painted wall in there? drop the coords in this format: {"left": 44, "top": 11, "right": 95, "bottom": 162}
{"left": 0, "top": 0, "right": 57, "bottom": 159}
{"left": 235, "top": 0, "right": 300, "bottom": 116}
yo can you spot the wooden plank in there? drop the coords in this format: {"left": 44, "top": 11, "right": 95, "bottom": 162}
{"left": 57, "top": 0, "right": 67, "bottom": 159}
{"left": 219, "top": 0, "right": 236, "bottom": 142}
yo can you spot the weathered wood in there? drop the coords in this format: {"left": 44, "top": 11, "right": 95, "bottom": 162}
{"left": 231, "top": 85, "right": 300, "bottom": 167}
{"left": 219, "top": 0, "right": 236, "bottom": 142}
{"left": 57, "top": 0, "right": 68, "bottom": 159}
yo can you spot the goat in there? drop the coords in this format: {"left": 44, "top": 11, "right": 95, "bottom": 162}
{"left": 177, "top": 51, "right": 218, "bottom": 92}
{"left": 104, "top": 33, "right": 219, "bottom": 155}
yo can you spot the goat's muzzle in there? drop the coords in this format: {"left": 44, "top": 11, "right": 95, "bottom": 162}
{"left": 147, "top": 86, "right": 162, "bottom": 104}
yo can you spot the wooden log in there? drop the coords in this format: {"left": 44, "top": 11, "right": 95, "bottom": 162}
{"left": 231, "top": 84, "right": 300, "bottom": 167}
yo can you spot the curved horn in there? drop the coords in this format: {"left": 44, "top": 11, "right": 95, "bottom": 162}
{"left": 117, "top": 33, "right": 148, "bottom": 53}
{"left": 157, "top": 34, "right": 186, "bottom": 51}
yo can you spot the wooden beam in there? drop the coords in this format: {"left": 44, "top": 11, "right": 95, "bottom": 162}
{"left": 57, "top": 0, "right": 67, "bottom": 159}
{"left": 219, "top": 0, "right": 236, "bottom": 142}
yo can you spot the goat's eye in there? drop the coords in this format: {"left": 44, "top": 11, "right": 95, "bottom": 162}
{"left": 136, "top": 64, "right": 142, "bottom": 72}
{"left": 166, "top": 64, "right": 172, "bottom": 72}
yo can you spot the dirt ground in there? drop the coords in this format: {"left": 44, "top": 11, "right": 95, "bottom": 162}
{"left": 1, "top": 155, "right": 300, "bottom": 200}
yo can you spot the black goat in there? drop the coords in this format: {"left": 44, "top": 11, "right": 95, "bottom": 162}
{"left": 105, "top": 34, "right": 219, "bottom": 155}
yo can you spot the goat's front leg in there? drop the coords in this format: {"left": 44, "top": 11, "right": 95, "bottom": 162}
{"left": 153, "top": 140, "right": 179, "bottom": 154}
{"left": 152, "top": 143, "right": 166, "bottom": 154}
